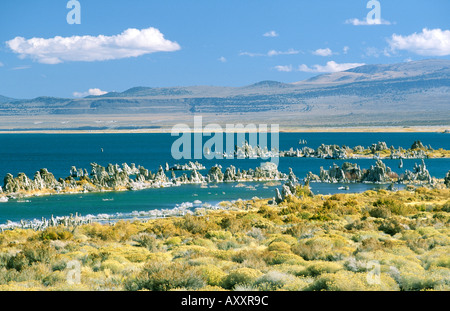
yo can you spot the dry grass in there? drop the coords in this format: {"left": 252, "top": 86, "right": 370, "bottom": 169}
{"left": 0, "top": 187, "right": 449, "bottom": 291}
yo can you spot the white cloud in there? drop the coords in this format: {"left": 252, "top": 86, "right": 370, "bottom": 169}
{"left": 218, "top": 56, "right": 227, "bottom": 63}
{"left": 267, "top": 49, "right": 299, "bottom": 56}
{"left": 274, "top": 65, "right": 293, "bottom": 72}
{"left": 345, "top": 18, "right": 391, "bottom": 26}
{"left": 263, "top": 30, "right": 279, "bottom": 37}
{"left": 240, "top": 49, "right": 299, "bottom": 57}
{"left": 298, "top": 61, "right": 365, "bottom": 73}
{"left": 343, "top": 46, "right": 350, "bottom": 54}
{"left": 239, "top": 51, "right": 264, "bottom": 57}
{"left": 0, "top": 62, "right": 4, "bottom": 67}
{"left": 73, "top": 88, "right": 108, "bottom": 98}
{"left": 12, "top": 65, "right": 31, "bottom": 70}
{"left": 6, "top": 27, "right": 181, "bottom": 64}
{"left": 312, "top": 48, "right": 333, "bottom": 57}
{"left": 388, "top": 28, "right": 450, "bottom": 56}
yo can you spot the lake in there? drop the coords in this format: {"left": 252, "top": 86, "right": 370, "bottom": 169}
{"left": 0, "top": 132, "right": 449, "bottom": 224}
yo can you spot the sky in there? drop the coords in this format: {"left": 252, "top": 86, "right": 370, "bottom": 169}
{"left": 0, "top": 0, "right": 449, "bottom": 99}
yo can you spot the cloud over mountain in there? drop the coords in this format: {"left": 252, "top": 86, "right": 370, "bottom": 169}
{"left": 73, "top": 88, "right": 108, "bottom": 98}
{"left": 388, "top": 28, "right": 450, "bottom": 56}
{"left": 298, "top": 61, "right": 365, "bottom": 73}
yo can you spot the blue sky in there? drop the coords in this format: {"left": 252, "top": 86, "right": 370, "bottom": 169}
{"left": 0, "top": 0, "right": 449, "bottom": 99}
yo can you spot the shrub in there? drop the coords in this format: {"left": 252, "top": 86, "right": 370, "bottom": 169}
{"left": 231, "top": 249, "right": 269, "bottom": 266}
{"left": 297, "top": 262, "right": 342, "bottom": 277}
{"left": 221, "top": 268, "right": 262, "bottom": 290}
{"left": 42, "top": 271, "right": 66, "bottom": 287}
{"left": 356, "top": 237, "right": 384, "bottom": 252}
{"left": 132, "top": 232, "right": 160, "bottom": 251}
{"left": 246, "top": 228, "right": 266, "bottom": 241}
{"left": 165, "top": 237, "right": 182, "bottom": 247}
{"left": 379, "top": 219, "right": 404, "bottom": 236}
{"left": 22, "top": 243, "right": 56, "bottom": 265}
{"left": 82, "top": 221, "right": 138, "bottom": 241}
{"left": 373, "top": 198, "right": 415, "bottom": 216}
{"left": 216, "top": 240, "right": 240, "bottom": 250}
{"left": 100, "top": 259, "right": 125, "bottom": 274}
{"left": 40, "top": 227, "right": 73, "bottom": 241}
{"left": 295, "top": 185, "right": 313, "bottom": 198}
{"left": 369, "top": 207, "right": 391, "bottom": 219}
{"left": 439, "top": 200, "right": 450, "bottom": 212}
{"left": 322, "top": 199, "right": 339, "bottom": 210}
{"left": 398, "top": 267, "right": 450, "bottom": 291}
{"left": 254, "top": 271, "right": 296, "bottom": 290}
{"left": 268, "top": 234, "right": 298, "bottom": 246}
{"left": 307, "top": 271, "right": 399, "bottom": 291}
{"left": 190, "top": 238, "right": 216, "bottom": 249}
{"left": 125, "top": 261, "right": 205, "bottom": 291}
{"left": 198, "top": 265, "right": 227, "bottom": 287}
{"left": 283, "top": 223, "right": 313, "bottom": 239}
{"left": 291, "top": 236, "right": 354, "bottom": 261}
{"left": 171, "top": 245, "right": 210, "bottom": 260}
{"left": 206, "top": 230, "right": 233, "bottom": 241}
{"left": 177, "top": 214, "right": 217, "bottom": 235}
{"left": 268, "top": 241, "right": 291, "bottom": 253}
{"left": 6, "top": 253, "right": 29, "bottom": 272}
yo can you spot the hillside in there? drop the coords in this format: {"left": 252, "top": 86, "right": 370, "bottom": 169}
{"left": 0, "top": 59, "right": 449, "bottom": 130}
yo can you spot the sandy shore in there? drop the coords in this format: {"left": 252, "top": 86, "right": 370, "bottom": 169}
{"left": 0, "top": 125, "right": 448, "bottom": 134}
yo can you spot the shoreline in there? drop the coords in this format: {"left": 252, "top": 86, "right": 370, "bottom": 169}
{"left": 0, "top": 125, "right": 449, "bottom": 134}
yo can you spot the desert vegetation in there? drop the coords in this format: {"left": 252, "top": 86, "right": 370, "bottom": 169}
{"left": 0, "top": 186, "right": 449, "bottom": 291}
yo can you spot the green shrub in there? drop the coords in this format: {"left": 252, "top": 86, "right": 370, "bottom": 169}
{"left": 297, "top": 262, "right": 342, "bottom": 277}
{"left": 369, "top": 207, "right": 391, "bottom": 219}
{"left": 373, "top": 198, "right": 415, "bottom": 216}
{"left": 177, "top": 214, "right": 217, "bottom": 235}
{"left": 191, "top": 238, "right": 216, "bottom": 249}
{"left": 206, "top": 230, "right": 233, "bottom": 240}
{"left": 268, "top": 241, "right": 291, "bottom": 253}
{"left": 125, "top": 261, "right": 205, "bottom": 291}
{"left": 221, "top": 268, "right": 262, "bottom": 290}
{"left": 291, "top": 236, "right": 354, "bottom": 261}
{"left": 42, "top": 271, "right": 66, "bottom": 287}
{"left": 379, "top": 219, "right": 404, "bottom": 236}
{"left": 216, "top": 240, "right": 240, "bottom": 250}
{"left": 254, "top": 271, "right": 296, "bottom": 290}
{"left": 40, "top": 227, "right": 73, "bottom": 241}
{"left": 165, "top": 237, "right": 182, "bottom": 247}
{"left": 307, "top": 271, "right": 399, "bottom": 291}
{"left": 132, "top": 232, "right": 160, "bottom": 251}
{"left": 100, "top": 259, "right": 125, "bottom": 274}
{"left": 22, "top": 243, "right": 56, "bottom": 265}
{"left": 6, "top": 253, "right": 29, "bottom": 272}
{"left": 198, "top": 265, "right": 227, "bottom": 287}
{"left": 295, "top": 185, "right": 313, "bottom": 198}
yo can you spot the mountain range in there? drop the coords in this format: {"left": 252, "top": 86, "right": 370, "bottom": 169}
{"left": 1, "top": 59, "right": 449, "bottom": 130}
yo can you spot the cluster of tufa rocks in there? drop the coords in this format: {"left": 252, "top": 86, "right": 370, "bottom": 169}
{"left": 279, "top": 140, "right": 437, "bottom": 160}
{"left": 281, "top": 144, "right": 347, "bottom": 159}
{"left": 233, "top": 140, "right": 279, "bottom": 159}
{"left": 1, "top": 212, "right": 92, "bottom": 232}
{"left": 209, "top": 140, "right": 442, "bottom": 161}
{"left": 166, "top": 161, "right": 206, "bottom": 171}
{"left": 445, "top": 170, "right": 450, "bottom": 188}
{"left": 304, "top": 159, "right": 434, "bottom": 185}
{"left": 400, "top": 159, "right": 432, "bottom": 184}
{"left": 305, "top": 160, "right": 394, "bottom": 183}
{"left": 1, "top": 161, "right": 288, "bottom": 197}
{"left": 273, "top": 168, "right": 299, "bottom": 204}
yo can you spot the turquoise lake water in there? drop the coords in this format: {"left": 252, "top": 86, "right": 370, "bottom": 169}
{"left": 0, "top": 132, "right": 449, "bottom": 224}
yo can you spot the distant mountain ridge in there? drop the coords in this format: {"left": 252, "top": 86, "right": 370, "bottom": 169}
{"left": 1, "top": 59, "right": 449, "bottom": 129}
{"left": 300, "top": 59, "right": 450, "bottom": 84}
